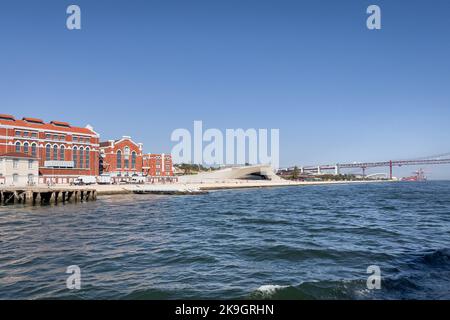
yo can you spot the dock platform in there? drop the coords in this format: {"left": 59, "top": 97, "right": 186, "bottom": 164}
{"left": 0, "top": 187, "right": 97, "bottom": 205}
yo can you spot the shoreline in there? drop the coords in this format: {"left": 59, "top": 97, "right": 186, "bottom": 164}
{"left": 0, "top": 179, "right": 396, "bottom": 198}
{"left": 93, "top": 179, "right": 394, "bottom": 196}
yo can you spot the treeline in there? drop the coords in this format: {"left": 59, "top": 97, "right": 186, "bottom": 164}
{"left": 282, "top": 167, "right": 364, "bottom": 181}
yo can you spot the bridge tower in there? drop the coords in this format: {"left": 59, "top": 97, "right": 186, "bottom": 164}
{"left": 389, "top": 160, "right": 393, "bottom": 179}
{"left": 335, "top": 164, "right": 340, "bottom": 175}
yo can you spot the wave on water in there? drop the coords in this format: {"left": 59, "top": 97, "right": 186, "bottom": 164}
{"left": 30, "top": 248, "right": 450, "bottom": 300}
{"left": 248, "top": 280, "right": 367, "bottom": 300}
{"left": 247, "top": 248, "right": 450, "bottom": 300}
{"left": 416, "top": 248, "right": 450, "bottom": 267}
{"left": 253, "top": 285, "right": 289, "bottom": 298}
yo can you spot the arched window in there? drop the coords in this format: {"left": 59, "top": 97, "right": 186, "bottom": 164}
{"left": 46, "top": 144, "right": 51, "bottom": 160}
{"left": 60, "top": 146, "right": 65, "bottom": 160}
{"left": 53, "top": 145, "right": 58, "bottom": 160}
{"left": 73, "top": 147, "right": 78, "bottom": 167}
{"left": 79, "top": 147, "right": 84, "bottom": 168}
{"left": 85, "top": 148, "right": 90, "bottom": 168}
{"left": 124, "top": 147, "right": 130, "bottom": 169}
{"left": 131, "top": 151, "right": 137, "bottom": 169}
{"left": 15, "top": 142, "right": 21, "bottom": 153}
{"left": 31, "top": 143, "right": 37, "bottom": 157}
{"left": 117, "top": 150, "right": 122, "bottom": 169}
{"left": 23, "top": 142, "right": 29, "bottom": 154}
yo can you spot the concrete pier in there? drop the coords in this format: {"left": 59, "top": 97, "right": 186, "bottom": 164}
{"left": 0, "top": 187, "right": 97, "bottom": 206}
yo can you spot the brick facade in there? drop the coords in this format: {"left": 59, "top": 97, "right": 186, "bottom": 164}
{"left": 0, "top": 114, "right": 99, "bottom": 183}
{"left": 1, "top": 115, "right": 174, "bottom": 183}
{"left": 99, "top": 136, "right": 143, "bottom": 176}
{"left": 100, "top": 137, "right": 173, "bottom": 177}
{"left": 142, "top": 153, "right": 173, "bottom": 176}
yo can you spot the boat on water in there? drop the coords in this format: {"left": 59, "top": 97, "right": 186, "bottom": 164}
{"left": 401, "top": 168, "right": 427, "bottom": 182}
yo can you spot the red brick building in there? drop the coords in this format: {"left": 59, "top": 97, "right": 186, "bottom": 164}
{"left": 0, "top": 114, "right": 100, "bottom": 184}
{"left": 99, "top": 136, "right": 174, "bottom": 179}
{"left": 1, "top": 115, "right": 174, "bottom": 184}
{"left": 99, "top": 136, "right": 143, "bottom": 176}
{"left": 142, "top": 153, "right": 173, "bottom": 177}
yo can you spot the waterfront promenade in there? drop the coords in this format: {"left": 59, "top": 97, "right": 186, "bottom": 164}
{"left": 91, "top": 179, "right": 392, "bottom": 196}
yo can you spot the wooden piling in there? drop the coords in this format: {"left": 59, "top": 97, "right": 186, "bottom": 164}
{"left": 0, "top": 187, "right": 97, "bottom": 206}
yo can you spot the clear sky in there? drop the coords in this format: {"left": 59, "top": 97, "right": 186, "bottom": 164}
{"left": 1, "top": 0, "right": 450, "bottom": 178}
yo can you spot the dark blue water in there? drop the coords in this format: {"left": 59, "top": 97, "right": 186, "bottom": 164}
{"left": 1, "top": 182, "right": 449, "bottom": 299}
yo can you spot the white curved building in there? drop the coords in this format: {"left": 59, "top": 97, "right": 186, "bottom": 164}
{"left": 178, "top": 165, "right": 281, "bottom": 183}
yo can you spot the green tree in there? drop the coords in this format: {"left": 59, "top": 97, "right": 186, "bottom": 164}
{"left": 292, "top": 166, "right": 300, "bottom": 180}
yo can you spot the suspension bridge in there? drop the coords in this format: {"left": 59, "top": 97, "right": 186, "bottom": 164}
{"left": 279, "top": 153, "right": 450, "bottom": 179}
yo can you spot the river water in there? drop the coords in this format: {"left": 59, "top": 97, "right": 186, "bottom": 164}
{"left": 0, "top": 182, "right": 449, "bottom": 299}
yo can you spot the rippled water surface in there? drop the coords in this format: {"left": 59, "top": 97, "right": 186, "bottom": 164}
{"left": 1, "top": 182, "right": 449, "bottom": 299}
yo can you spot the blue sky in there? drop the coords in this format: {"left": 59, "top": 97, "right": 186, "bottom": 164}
{"left": 1, "top": 0, "right": 450, "bottom": 178}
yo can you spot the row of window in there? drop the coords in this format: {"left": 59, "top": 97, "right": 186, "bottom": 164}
{"left": 15, "top": 142, "right": 38, "bottom": 156}
{"left": 11, "top": 173, "right": 35, "bottom": 183}
{"left": 45, "top": 133, "right": 66, "bottom": 141}
{"left": 14, "top": 131, "right": 90, "bottom": 143}
{"left": 154, "top": 165, "right": 171, "bottom": 170}
{"left": 44, "top": 135, "right": 90, "bottom": 143}
{"left": 15, "top": 130, "right": 38, "bottom": 138}
{"left": 45, "top": 144, "right": 69, "bottom": 161}
{"left": 12, "top": 159, "right": 34, "bottom": 169}
{"left": 13, "top": 142, "right": 91, "bottom": 168}
{"left": 71, "top": 147, "right": 91, "bottom": 169}
{"left": 116, "top": 150, "right": 137, "bottom": 169}
{"left": 73, "top": 136, "right": 90, "bottom": 143}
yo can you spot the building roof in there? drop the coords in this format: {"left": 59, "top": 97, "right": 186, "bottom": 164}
{"left": 0, "top": 152, "right": 38, "bottom": 159}
{"left": 22, "top": 117, "right": 44, "bottom": 124}
{"left": 99, "top": 136, "right": 142, "bottom": 149}
{"left": 0, "top": 114, "right": 15, "bottom": 121}
{"left": 0, "top": 115, "right": 98, "bottom": 136}
{"left": 50, "top": 120, "right": 71, "bottom": 127}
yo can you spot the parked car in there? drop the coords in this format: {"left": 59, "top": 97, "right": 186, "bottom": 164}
{"left": 130, "top": 176, "right": 146, "bottom": 184}
{"left": 72, "top": 176, "right": 97, "bottom": 185}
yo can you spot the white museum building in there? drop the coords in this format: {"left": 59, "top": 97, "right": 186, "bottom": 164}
{"left": 0, "top": 152, "right": 39, "bottom": 186}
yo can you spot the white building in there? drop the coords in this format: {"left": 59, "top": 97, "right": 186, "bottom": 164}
{"left": 0, "top": 152, "right": 39, "bottom": 186}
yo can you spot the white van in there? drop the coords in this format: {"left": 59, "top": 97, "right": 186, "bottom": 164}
{"left": 73, "top": 176, "right": 97, "bottom": 185}
{"left": 97, "top": 175, "right": 112, "bottom": 185}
